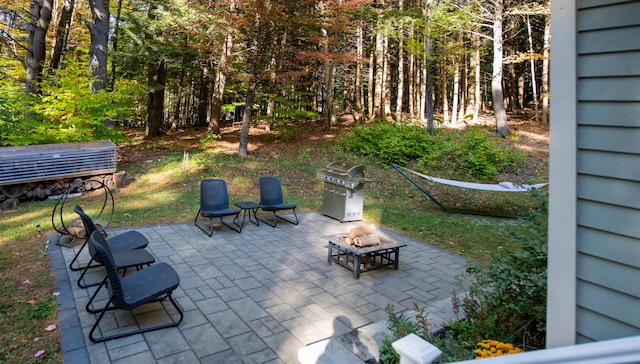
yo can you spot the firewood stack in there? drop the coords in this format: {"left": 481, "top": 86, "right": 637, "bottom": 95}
{"left": 345, "top": 224, "right": 380, "bottom": 247}
{"left": 0, "top": 171, "right": 130, "bottom": 211}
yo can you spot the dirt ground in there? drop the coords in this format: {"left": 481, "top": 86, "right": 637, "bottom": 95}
{"left": 118, "top": 111, "right": 549, "bottom": 176}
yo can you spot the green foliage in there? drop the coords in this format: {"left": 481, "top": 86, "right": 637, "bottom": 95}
{"left": 344, "top": 121, "right": 431, "bottom": 165}
{"left": 449, "top": 209, "right": 548, "bottom": 350}
{"left": 200, "top": 132, "right": 221, "bottom": 149}
{"left": 380, "top": 206, "right": 548, "bottom": 362}
{"left": 344, "top": 123, "right": 522, "bottom": 182}
{"left": 380, "top": 304, "right": 475, "bottom": 364}
{"left": 25, "top": 296, "right": 56, "bottom": 320}
{"left": 418, "top": 127, "right": 522, "bottom": 182}
{"left": 1, "top": 61, "right": 145, "bottom": 146}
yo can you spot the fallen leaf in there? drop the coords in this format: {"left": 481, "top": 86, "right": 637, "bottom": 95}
{"left": 44, "top": 324, "right": 56, "bottom": 332}
{"left": 26, "top": 300, "right": 36, "bottom": 305}
{"left": 35, "top": 350, "right": 45, "bottom": 358}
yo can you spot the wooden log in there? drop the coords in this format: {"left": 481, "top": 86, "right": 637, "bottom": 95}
{"left": 1, "top": 185, "right": 25, "bottom": 199}
{"left": 114, "top": 171, "right": 127, "bottom": 188}
{"left": 1, "top": 198, "right": 19, "bottom": 210}
{"left": 35, "top": 187, "right": 46, "bottom": 199}
{"left": 84, "top": 177, "right": 103, "bottom": 191}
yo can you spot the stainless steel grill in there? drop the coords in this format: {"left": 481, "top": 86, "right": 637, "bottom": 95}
{"left": 316, "top": 161, "right": 372, "bottom": 222}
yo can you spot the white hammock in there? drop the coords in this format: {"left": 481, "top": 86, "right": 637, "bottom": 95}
{"left": 392, "top": 164, "right": 548, "bottom": 192}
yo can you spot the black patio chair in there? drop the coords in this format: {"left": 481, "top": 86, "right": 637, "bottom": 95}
{"left": 257, "top": 176, "right": 298, "bottom": 227}
{"left": 194, "top": 179, "right": 242, "bottom": 236}
{"left": 73, "top": 205, "right": 150, "bottom": 288}
{"left": 87, "top": 231, "right": 183, "bottom": 343}
{"left": 84, "top": 231, "right": 156, "bottom": 314}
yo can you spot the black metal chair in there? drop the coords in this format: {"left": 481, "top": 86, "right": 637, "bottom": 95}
{"left": 194, "top": 179, "right": 242, "bottom": 236}
{"left": 257, "top": 176, "right": 298, "bottom": 227}
{"left": 73, "top": 205, "right": 149, "bottom": 288}
{"left": 87, "top": 231, "right": 183, "bottom": 343}
{"left": 84, "top": 231, "right": 156, "bottom": 314}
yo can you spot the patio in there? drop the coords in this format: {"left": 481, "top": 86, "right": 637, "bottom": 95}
{"left": 48, "top": 211, "right": 469, "bottom": 363}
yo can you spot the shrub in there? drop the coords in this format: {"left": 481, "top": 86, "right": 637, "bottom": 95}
{"left": 379, "top": 304, "right": 474, "bottom": 363}
{"left": 417, "top": 127, "right": 522, "bottom": 182}
{"left": 343, "top": 123, "right": 521, "bottom": 181}
{"left": 344, "top": 121, "right": 430, "bottom": 165}
{"left": 449, "top": 208, "right": 548, "bottom": 350}
{"left": 380, "top": 205, "right": 548, "bottom": 362}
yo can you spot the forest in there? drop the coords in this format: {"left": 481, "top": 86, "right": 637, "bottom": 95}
{"left": 1, "top": 0, "right": 549, "bottom": 152}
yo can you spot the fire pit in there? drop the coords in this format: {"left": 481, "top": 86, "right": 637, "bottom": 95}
{"left": 325, "top": 233, "right": 407, "bottom": 279}
{"left": 316, "top": 161, "right": 373, "bottom": 222}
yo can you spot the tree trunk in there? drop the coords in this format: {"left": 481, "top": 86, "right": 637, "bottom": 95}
{"left": 50, "top": 0, "right": 74, "bottom": 70}
{"left": 541, "top": 13, "right": 550, "bottom": 124}
{"left": 239, "top": 12, "right": 261, "bottom": 158}
{"left": 108, "top": 0, "right": 123, "bottom": 90}
{"left": 442, "top": 67, "right": 449, "bottom": 124}
{"left": 145, "top": 60, "right": 165, "bottom": 139}
{"left": 267, "top": 29, "right": 286, "bottom": 124}
{"left": 209, "top": 0, "right": 235, "bottom": 134}
{"left": 527, "top": 14, "right": 538, "bottom": 117}
{"left": 383, "top": 28, "right": 391, "bottom": 117}
{"left": 425, "top": 0, "right": 434, "bottom": 135}
{"left": 196, "top": 64, "right": 210, "bottom": 127}
{"left": 472, "top": 34, "right": 481, "bottom": 123}
{"left": 373, "top": 29, "right": 384, "bottom": 119}
{"left": 367, "top": 46, "right": 375, "bottom": 120}
{"left": 395, "top": 24, "right": 404, "bottom": 118}
{"left": 323, "top": 60, "right": 335, "bottom": 129}
{"left": 408, "top": 24, "right": 415, "bottom": 120}
{"left": 26, "top": 0, "right": 54, "bottom": 97}
{"left": 88, "top": 0, "right": 109, "bottom": 92}
{"left": 322, "top": 28, "right": 335, "bottom": 129}
{"left": 172, "top": 39, "right": 187, "bottom": 131}
{"left": 452, "top": 59, "right": 460, "bottom": 125}
{"left": 492, "top": 0, "right": 508, "bottom": 136}
{"left": 355, "top": 22, "right": 364, "bottom": 119}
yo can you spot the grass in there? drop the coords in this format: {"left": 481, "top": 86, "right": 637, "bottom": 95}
{"left": 0, "top": 119, "right": 548, "bottom": 363}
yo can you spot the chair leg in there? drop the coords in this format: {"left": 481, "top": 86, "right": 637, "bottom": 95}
{"left": 86, "top": 276, "right": 109, "bottom": 314}
{"left": 221, "top": 215, "right": 242, "bottom": 233}
{"left": 256, "top": 209, "right": 298, "bottom": 227}
{"left": 89, "top": 294, "right": 184, "bottom": 343}
{"left": 275, "top": 209, "right": 298, "bottom": 225}
{"left": 77, "top": 256, "right": 103, "bottom": 288}
{"left": 69, "top": 239, "right": 102, "bottom": 272}
{"left": 195, "top": 213, "right": 215, "bottom": 237}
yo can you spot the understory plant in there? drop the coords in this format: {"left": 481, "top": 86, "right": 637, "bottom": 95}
{"left": 343, "top": 122, "right": 522, "bottom": 182}
{"left": 379, "top": 304, "right": 474, "bottom": 363}
{"left": 380, "top": 204, "right": 548, "bottom": 363}
{"left": 450, "top": 210, "right": 548, "bottom": 351}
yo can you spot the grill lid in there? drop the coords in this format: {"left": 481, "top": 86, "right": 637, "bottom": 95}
{"left": 324, "top": 161, "right": 364, "bottom": 178}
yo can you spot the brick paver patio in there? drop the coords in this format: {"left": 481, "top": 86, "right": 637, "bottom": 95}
{"left": 48, "top": 211, "right": 469, "bottom": 363}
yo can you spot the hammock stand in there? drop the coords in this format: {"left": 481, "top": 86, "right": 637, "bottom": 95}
{"left": 390, "top": 163, "right": 548, "bottom": 219}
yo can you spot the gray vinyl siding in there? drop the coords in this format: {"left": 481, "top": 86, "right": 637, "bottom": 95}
{"left": 575, "top": 0, "right": 640, "bottom": 343}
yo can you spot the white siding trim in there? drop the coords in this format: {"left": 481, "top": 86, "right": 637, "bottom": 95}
{"left": 547, "top": 0, "right": 578, "bottom": 348}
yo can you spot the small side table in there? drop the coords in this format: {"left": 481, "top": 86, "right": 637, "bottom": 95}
{"left": 234, "top": 201, "right": 260, "bottom": 228}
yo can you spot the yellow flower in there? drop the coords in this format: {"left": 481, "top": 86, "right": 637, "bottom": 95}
{"left": 475, "top": 340, "right": 524, "bottom": 359}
